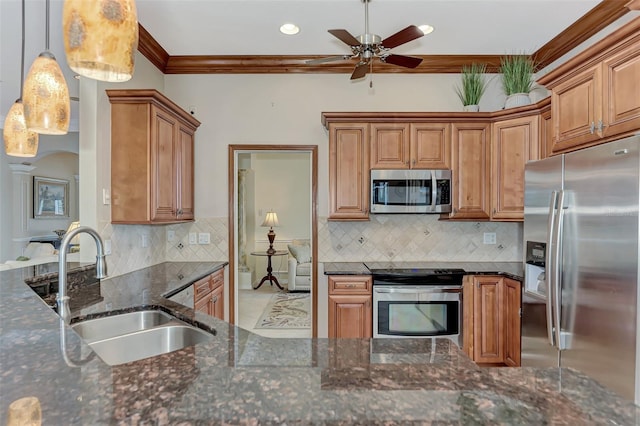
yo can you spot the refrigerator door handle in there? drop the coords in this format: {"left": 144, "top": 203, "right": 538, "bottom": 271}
{"left": 546, "top": 190, "right": 559, "bottom": 347}
{"left": 553, "top": 190, "right": 566, "bottom": 350}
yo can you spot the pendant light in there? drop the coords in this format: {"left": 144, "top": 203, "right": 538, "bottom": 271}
{"left": 23, "top": 0, "right": 70, "bottom": 135}
{"left": 63, "top": 0, "right": 138, "bottom": 82}
{"left": 3, "top": 0, "right": 39, "bottom": 157}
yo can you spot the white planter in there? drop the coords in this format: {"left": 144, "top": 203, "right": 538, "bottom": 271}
{"left": 463, "top": 104, "right": 480, "bottom": 112}
{"left": 504, "top": 93, "right": 531, "bottom": 109}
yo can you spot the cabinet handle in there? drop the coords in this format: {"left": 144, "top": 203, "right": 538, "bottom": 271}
{"left": 212, "top": 296, "right": 218, "bottom": 303}
{"left": 346, "top": 284, "right": 356, "bottom": 288}
{"left": 589, "top": 122, "right": 595, "bottom": 134}
{"left": 412, "top": 159, "right": 416, "bottom": 166}
{"left": 597, "top": 120, "right": 606, "bottom": 132}
{"left": 367, "top": 300, "right": 371, "bottom": 308}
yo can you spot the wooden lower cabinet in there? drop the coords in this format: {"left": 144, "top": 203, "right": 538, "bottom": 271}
{"left": 328, "top": 275, "right": 372, "bottom": 338}
{"left": 194, "top": 269, "right": 224, "bottom": 320}
{"left": 463, "top": 275, "right": 521, "bottom": 366}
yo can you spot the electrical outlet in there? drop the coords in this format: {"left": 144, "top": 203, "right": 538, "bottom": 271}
{"left": 167, "top": 230, "right": 175, "bottom": 242}
{"left": 483, "top": 232, "right": 497, "bottom": 245}
{"left": 189, "top": 232, "right": 197, "bottom": 245}
{"left": 102, "top": 188, "right": 111, "bottom": 205}
{"left": 104, "top": 239, "right": 112, "bottom": 255}
{"left": 198, "top": 233, "right": 210, "bottom": 244}
{"left": 141, "top": 234, "right": 149, "bottom": 248}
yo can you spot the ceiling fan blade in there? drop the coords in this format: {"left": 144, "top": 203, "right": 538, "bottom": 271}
{"left": 382, "top": 54, "right": 423, "bottom": 69}
{"left": 381, "top": 25, "right": 424, "bottom": 49}
{"left": 350, "top": 62, "right": 369, "bottom": 80}
{"left": 305, "top": 55, "right": 352, "bottom": 65}
{"left": 328, "top": 29, "right": 361, "bottom": 47}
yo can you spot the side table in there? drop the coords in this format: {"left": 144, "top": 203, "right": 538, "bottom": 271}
{"left": 250, "top": 250, "right": 288, "bottom": 290}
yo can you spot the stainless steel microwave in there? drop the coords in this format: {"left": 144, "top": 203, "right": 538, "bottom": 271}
{"left": 370, "top": 169, "right": 452, "bottom": 214}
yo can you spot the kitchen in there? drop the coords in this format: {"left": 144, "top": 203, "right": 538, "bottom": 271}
{"left": 3, "top": 0, "right": 640, "bottom": 423}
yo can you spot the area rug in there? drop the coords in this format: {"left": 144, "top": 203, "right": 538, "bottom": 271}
{"left": 254, "top": 292, "right": 310, "bottom": 329}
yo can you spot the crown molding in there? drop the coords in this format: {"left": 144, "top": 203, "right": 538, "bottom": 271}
{"left": 136, "top": 3, "right": 630, "bottom": 75}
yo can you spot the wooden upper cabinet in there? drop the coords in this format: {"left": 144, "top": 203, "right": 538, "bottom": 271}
{"left": 410, "top": 123, "right": 451, "bottom": 169}
{"left": 328, "top": 122, "right": 370, "bottom": 220}
{"left": 108, "top": 89, "right": 201, "bottom": 224}
{"left": 539, "top": 18, "right": 640, "bottom": 154}
{"left": 370, "top": 122, "right": 451, "bottom": 169}
{"left": 539, "top": 105, "right": 553, "bottom": 160}
{"left": 450, "top": 122, "right": 491, "bottom": 220}
{"left": 549, "top": 63, "right": 602, "bottom": 152}
{"left": 602, "top": 41, "right": 640, "bottom": 138}
{"left": 370, "top": 123, "right": 410, "bottom": 169}
{"left": 491, "top": 116, "right": 539, "bottom": 221}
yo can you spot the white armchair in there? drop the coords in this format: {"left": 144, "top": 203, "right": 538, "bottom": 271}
{"left": 287, "top": 240, "right": 311, "bottom": 292}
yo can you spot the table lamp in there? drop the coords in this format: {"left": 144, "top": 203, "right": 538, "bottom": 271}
{"left": 261, "top": 211, "right": 279, "bottom": 254}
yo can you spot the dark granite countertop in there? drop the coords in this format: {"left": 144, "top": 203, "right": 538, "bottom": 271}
{"left": 324, "top": 261, "right": 524, "bottom": 281}
{"left": 2, "top": 260, "right": 639, "bottom": 424}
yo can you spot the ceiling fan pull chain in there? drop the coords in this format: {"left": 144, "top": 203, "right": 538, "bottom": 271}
{"left": 369, "top": 61, "right": 373, "bottom": 88}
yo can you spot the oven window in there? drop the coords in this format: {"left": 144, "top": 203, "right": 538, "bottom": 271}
{"left": 377, "top": 301, "right": 459, "bottom": 336}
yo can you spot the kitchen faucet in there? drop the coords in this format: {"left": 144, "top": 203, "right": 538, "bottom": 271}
{"left": 56, "top": 226, "right": 108, "bottom": 324}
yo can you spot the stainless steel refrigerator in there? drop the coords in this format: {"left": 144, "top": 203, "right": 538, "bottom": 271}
{"left": 522, "top": 135, "right": 640, "bottom": 404}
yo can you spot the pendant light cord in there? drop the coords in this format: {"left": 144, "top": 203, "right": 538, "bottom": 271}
{"left": 45, "top": 0, "right": 50, "bottom": 50}
{"left": 19, "top": 0, "right": 26, "bottom": 99}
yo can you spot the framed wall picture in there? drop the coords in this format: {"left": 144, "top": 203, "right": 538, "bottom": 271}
{"left": 33, "top": 176, "right": 69, "bottom": 219}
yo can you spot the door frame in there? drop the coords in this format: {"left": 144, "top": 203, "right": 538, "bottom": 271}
{"left": 228, "top": 144, "right": 318, "bottom": 337}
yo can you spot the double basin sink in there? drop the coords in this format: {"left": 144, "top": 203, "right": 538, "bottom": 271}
{"left": 71, "top": 309, "right": 213, "bottom": 365}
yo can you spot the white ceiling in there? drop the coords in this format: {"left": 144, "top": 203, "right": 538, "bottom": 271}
{"left": 0, "top": 0, "right": 605, "bottom": 129}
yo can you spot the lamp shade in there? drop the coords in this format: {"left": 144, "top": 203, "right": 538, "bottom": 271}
{"left": 3, "top": 101, "right": 39, "bottom": 157}
{"left": 23, "top": 51, "right": 70, "bottom": 135}
{"left": 63, "top": 0, "right": 139, "bottom": 82}
{"left": 261, "top": 211, "right": 279, "bottom": 228}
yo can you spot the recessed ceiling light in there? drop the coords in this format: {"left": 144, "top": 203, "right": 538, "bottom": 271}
{"left": 280, "top": 23, "right": 300, "bottom": 35}
{"left": 419, "top": 24, "right": 434, "bottom": 35}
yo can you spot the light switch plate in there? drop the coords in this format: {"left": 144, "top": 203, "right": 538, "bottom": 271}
{"left": 167, "top": 230, "right": 175, "bottom": 242}
{"left": 198, "top": 233, "right": 210, "bottom": 244}
{"left": 189, "top": 232, "right": 197, "bottom": 245}
{"left": 104, "top": 239, "right": 112, "bottom": 255}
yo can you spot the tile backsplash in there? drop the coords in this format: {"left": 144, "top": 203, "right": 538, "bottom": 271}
{"left": 102, "top": 214, "right": 521, "bottom": 278}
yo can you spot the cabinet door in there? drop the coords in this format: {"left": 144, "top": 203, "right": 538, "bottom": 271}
{"left": 602, "top": 42, "right": 640, "bottom": 139}
{"left": 473, "top": 276, "right": 504, "bottom": 363}
{"left": 450, "top": 123, "right": 491, "bottom": 219}
{"left": 150, "top": 106, "right": 178, "bottom": 221}
{"left": 176, "top": 124, "right": 195, "bottom": 220}
{"left": 410, "top": 123, "right": 451, "bottom": 169}
{"left": 550, "top": 63, "right": 602, "bottom": 154}
{"left": 211, "top": 283, "right": 224, "bottom": 320}
{"left": 328, "top": 123, "right": 370, "bottom": 220}
{"left": 504, "top": 278, "right": 521, "bottom": 367}
{"left": 491, "top": 116, "right": 539, "bottom": 221}
{"left": 370, "top": 123, "right": 410, "bottom": 169}
{"left": 539, "top": 107, "right": 553, "bottom": 159}
{"left": 328, "top": 294, "right": 372, "bottom": 338}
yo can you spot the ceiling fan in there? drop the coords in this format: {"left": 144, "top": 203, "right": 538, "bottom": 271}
{"left": 307, "top": 0, "right": 426, "bottom": 80}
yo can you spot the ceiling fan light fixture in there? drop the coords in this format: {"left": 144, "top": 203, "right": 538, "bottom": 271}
{"left": 63, "top": 0, "right": 139, "bottom": 82}
{"left": 279, "top": 23, "right": 300, "bottom": 35}
{"left": 418, "top": 24, "right": 434, "bottom": 35}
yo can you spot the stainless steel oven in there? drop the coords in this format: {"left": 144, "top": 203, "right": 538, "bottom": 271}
{"left": 367, "top": 264, "right": 464, "bottom": 346}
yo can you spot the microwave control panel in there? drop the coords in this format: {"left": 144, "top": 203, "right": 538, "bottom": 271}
{"left": 436, "top": 179, "right": 450, "bottom": 204}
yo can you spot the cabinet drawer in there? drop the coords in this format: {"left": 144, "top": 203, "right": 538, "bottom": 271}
{"left": 328, "top": 275, "right": 372, "bottom": 295}
{"left": 194, "top": 276, "right": 212, "bottom": 300}
{"left": 210, "top": 269, "right": 224, "bottom": 289}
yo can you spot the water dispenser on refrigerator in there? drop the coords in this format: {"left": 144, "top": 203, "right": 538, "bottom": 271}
{"left": 525, "top": 241, "right": 546, "bottom": 297}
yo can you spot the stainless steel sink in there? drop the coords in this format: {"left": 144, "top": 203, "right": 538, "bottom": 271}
{"left": 71, "top": 310, "right": 212, "bottom": 365}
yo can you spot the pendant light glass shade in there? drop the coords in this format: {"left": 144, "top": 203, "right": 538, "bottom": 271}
{"left": 3, "top": 101, "right": 39, "bottom": 157}
{"left": 63, "top": 0, "right": 138, "bottom": 82}
{"left": 23, "top": 51, "right": 70, "bottom": 135}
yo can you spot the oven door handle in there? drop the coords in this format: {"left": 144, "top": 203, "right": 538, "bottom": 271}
{"left": 374, "top": 287, "right": 461, "bottom": 294}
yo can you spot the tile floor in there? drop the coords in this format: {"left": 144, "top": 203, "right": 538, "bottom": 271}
{"left": 237, "top": 284, "right": 311, "bottom": 338}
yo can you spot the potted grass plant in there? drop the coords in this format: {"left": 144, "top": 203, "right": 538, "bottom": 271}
{"left": 500, "top": 54, "right": 535, "bottom": 109}
{"left": 454, "top": 63, "right": 488, "bottom": 112}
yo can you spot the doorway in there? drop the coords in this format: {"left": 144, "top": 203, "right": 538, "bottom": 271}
{"left": 228, "top": 145, "right": 318, "bottom": 337}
